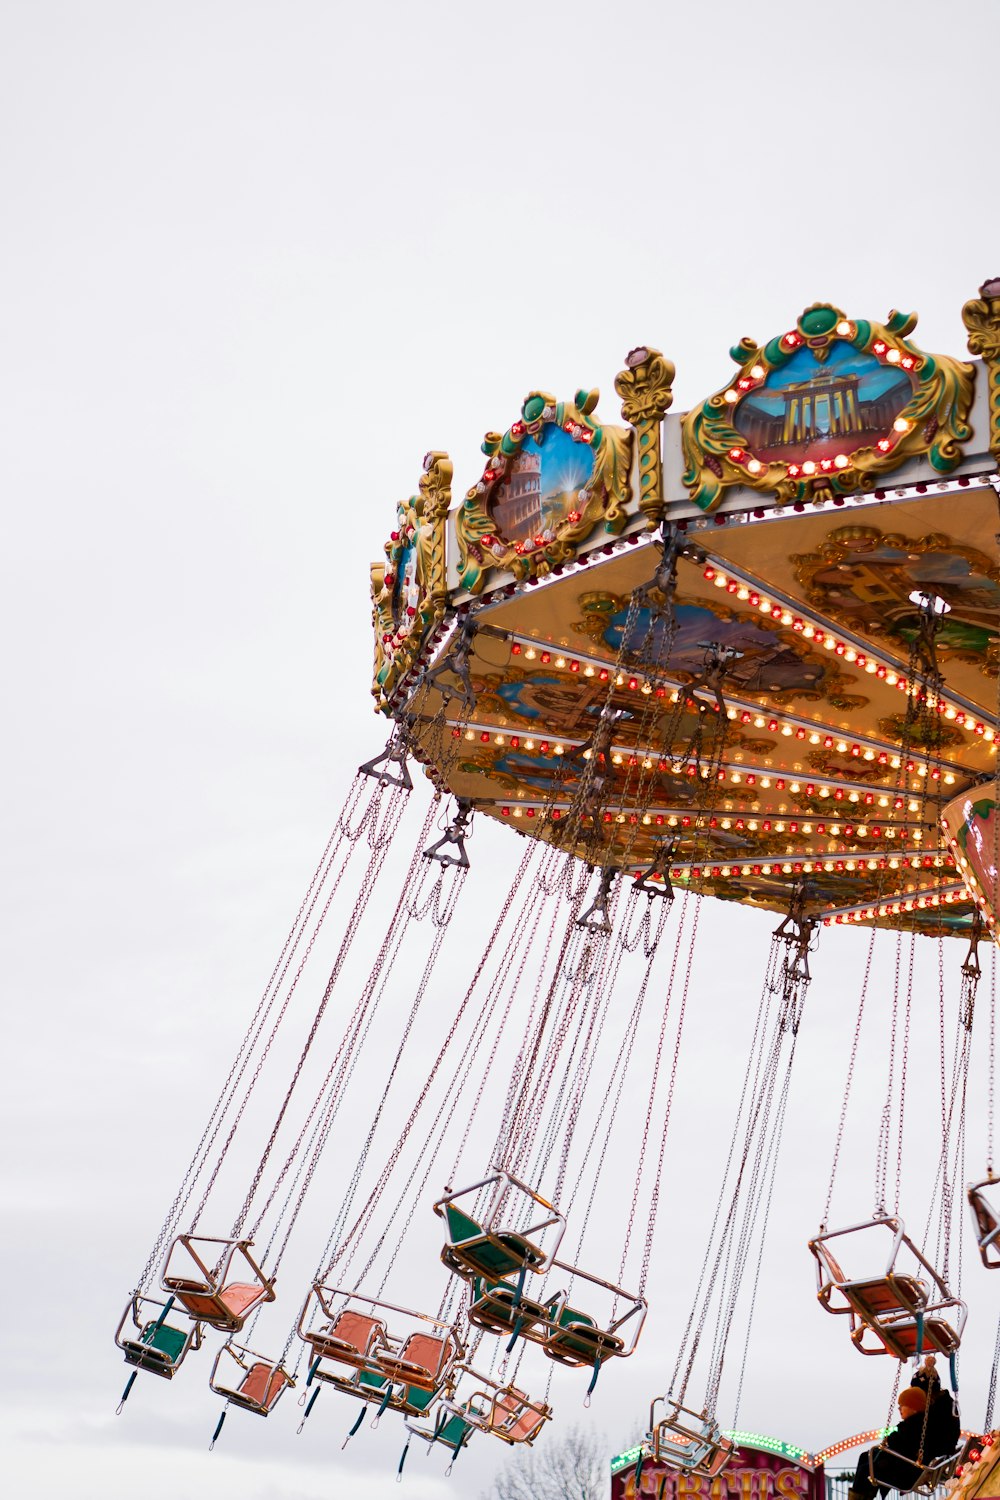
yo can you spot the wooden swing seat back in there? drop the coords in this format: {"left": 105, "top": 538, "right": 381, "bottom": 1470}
{"left": 487, "top": 1387, "right": 552, "bottom": 1445}
{"left": 115, "top": 1295, "right": 199, "bottom": 1379}
{"left": 968, "top": 1179, "right": 1000, "bottom": 1269}
{"left": 444, "top": 1366, "right": 550, "bottom": 1448}
{"left": 211, "top": 1352, "right": 293, "bottom": 1416}
{"left": 304, "top": 1308, "right": 387, "bottom": 1370}
{"left": 160, "top": 1235, "right": 274, "bottom": 1332}
{"left": 375, "top": 1331, "right": 457, "bottom": 1392}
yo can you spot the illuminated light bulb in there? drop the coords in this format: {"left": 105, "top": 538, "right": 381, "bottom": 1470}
{"left": 713, "top": 573, "right": 727, "bottom": 587}
{"left": 760, "top": 777, "right": 772, "bottom": 789}
{"left": 747, "top": 458, "right": 763, "bottom": 475}
{"left": 751, "top": 364, "right": 765, "bottom": 378}
{"left": 525, "top": 647, "right": 537, "bottom": 659}
{"left": 836, "top": 321, "right": 852, "bottom": 335}
{"left": 525, "top": 738, "right": 535, "bottom": 749}
{"left": 553, "top": 744, "right": 564, "bottom": 755}
{"left": 582, "top": 748, "right": 593, "bottom": 761}
{"left": 737, "top": 586, "right": 750, "bottom": 600}
{"left": 865, "top": 660, "right": 877, "bottom": 673}
{"left": 642, "top": 814, "right": 651, "bottom": 825}
{"left": 721, "top": 819, "right": 732, "bottom": 830}
{"left": 781, "top": 610, "right": 793, "bottom": 624}
{"left": 724, "top": 388, "right": 738, "bottom": 403}
{"left": 731, "top": 772, "right": 742, "bottom": 783}
{"left": 584, "top": 664, "right": 594, "bottom": 677}
{"left": 802, "top": 460, "right": 817, "bottom": 475}
{"left": 944, "top": 773, "right": 955, "bottom": 784}
{"left": 893, "top": 417, "right": 910, "bottom": 432}
{"left": 886, "top": 348, "right": 901, "bottom": 363}
{"left": 809, "top": 732, "right": 820, "bottom": 744}
{"left": 790, "top": 782, "right": 801, "bottom": 793}
{"left": 824, "top": 636, "right": 836, "bottom": 650}
{"left": 612, "top": 753, "right": 623, "bottom": 765}
{"left": 863, "top": 748, "right": 875, "bottom": 760}
{"left": 886, "top": 671, "right": 898, "bottom": 684}
{"left": 759, "top": 600, "right": 772, "bottom": 614}
{"left": 465, "top": 729, "right": 475, "bottom": 741}
{"left": 668, "top": 816, "right": 678, "bottom": 827}
{"left": 782, "top": 724, "right": 793, "bottom": 736}
{"left": 494, "top": 734, "right": 505, "bottom": 744}
{"left": 555, "top": 656, "right": 566, "bottom": 668}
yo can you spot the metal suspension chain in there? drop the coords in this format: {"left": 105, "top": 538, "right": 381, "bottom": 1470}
{"left": 134, "top": 809, "right": 351, "bottom": 1290}
{"left": 446, "top": 844, "right": 555, "bottom": 1180}
{"left": 875, "top": 935, "right": 903, "bottom": 1215}
{"left": 893, "top": 934, "right": 915, "bottom": 1215}
{"left": 563, "top": 897, "right": 672, "bottom": 1260}
{"left": 670, "top": 931, "right": 780, "bottom": 1397}
{"left": 250, "top": 805, "right": 449, "bottom": 1250}
{"left": 320, "top": 842, "right": 534, "bottom": 1282}
{"left": 633, "top": 895, "right": 699, "bottom": 1295}
{"left": 221, "top": 783, "right": 411, "bottom": 1240}
{"left": 992, "top": 944, "right": 997, "bottom": 1178}
{"left": 822, "top": 923, "right": 878, "bottom": 1229}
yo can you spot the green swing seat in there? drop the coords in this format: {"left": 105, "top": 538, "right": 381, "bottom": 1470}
{"left": 467, "top": 1275, "right": 555, "bottom": 1342}
{"left": 543, "top": 1303, "right": 624, "bottom": 1367}
{"left": 123, "top": 1318, "right": 189, "bottom": 1375}
{"left": 116, "top": 1294, "right": 198, "bottom": 1379}
{"left": 441, "top": 1204, "right": 546, "bottom": 1281}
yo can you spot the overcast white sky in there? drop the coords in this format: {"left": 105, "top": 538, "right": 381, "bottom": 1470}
{"left": 4, "top": 2, "right": 1000, "bottom": 1497}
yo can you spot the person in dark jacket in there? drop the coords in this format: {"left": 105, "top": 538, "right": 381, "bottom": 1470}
{"left": 849, "top": 1357, "right": 961, "bottom": 1500}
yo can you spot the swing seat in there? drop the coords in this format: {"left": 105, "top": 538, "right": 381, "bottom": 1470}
{"left": 440, "top": 1204, "right": 546, "bottom": 1281}
{"left": 968, "top": 1179, "right": 1000, "bottom": 1269}
{"left": 376, "top": 1332, "right": 457, "bottom": 1392}
{"left": 304, "top": 1309, "right": 387, "bottom": 1369}
{"left": 467, "top": 1276, "right": 555, "bottom": 1341}
{"left": 434, "top": 1169, "right": 566, "bottom": 1277}
{"left": 125, "top": 1320, "right": 189, "bottom": 1374}
{"left": 160, "top": 1235, "right": 275, "bottom": 1332}
{"left": 649, "top": 1396, "right": 734, "bottom": 1477}
{"left": 426, "top": 1409, "right": 475, "bottom": 1452}
{"left": 852, "top": 1314, "right": 964, "bottom": 1360}
{"left": 209, "top": 1341, "right": 295, "bottom": 1416}
{"left": 115, "top": 1294, "right": 201, "bottom": 1379}
{"left": 488, "top": 1387, "right": 551, "bottom": 1445}
{"left": 542, "top": 1304, "right": 625, "bottom": 1367}
{"left": 842, "top": 1275, "right": 929, "bottom": 1326}
{"left": 227, "top": 1362, "right": 292, "bottom": 1415}
{"left": 867, "top": 1441, "right": 965, "bottom": 1494}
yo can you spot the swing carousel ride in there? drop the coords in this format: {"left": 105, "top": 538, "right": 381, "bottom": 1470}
{"left": 116, "top": 285, "right": 1000, "bottom": 1488}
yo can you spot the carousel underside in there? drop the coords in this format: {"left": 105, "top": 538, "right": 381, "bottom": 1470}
{"left": 371, "top": 294, "right": 1000, "bottom": 939}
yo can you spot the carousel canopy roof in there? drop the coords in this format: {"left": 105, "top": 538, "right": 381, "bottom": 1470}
{"left": 370, "top": 293, "right": 1000, "bottom": 938}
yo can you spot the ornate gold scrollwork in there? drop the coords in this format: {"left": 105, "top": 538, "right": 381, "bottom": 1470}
{"left": 681, "top": 304, "right": 975, "bottom": 511}
{"left": 614, "top": 346, "right": 675, "bottom": 529}
{"left": 963, "top": 278, "right": 1000, "bottom": 463}
{"left": 454, "top": 390, "right": 632, "bottom": 596}
{"left": 370, "top": 451, "right": 452, "bottom": 713}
